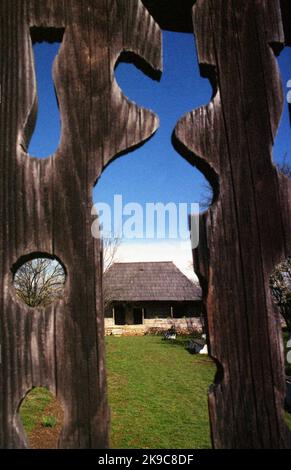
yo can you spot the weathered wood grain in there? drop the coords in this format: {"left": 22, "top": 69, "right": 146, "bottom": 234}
{"left": 2, "top": 0, "right": 290, "bottom": 450}
{"left": 174, "top": 0, "right": 291, "bottom": 448}
{"left": 0, "top": 0, "right": 161, "bottom": 448}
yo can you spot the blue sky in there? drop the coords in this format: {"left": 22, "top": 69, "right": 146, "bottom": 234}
{"left": 273, "top": 47, "right": 291, "bottom": 164}
{"left": 29, "top": 31, "right": 291, "bottom": 276}
{"left": 29, "top": 31, "right": 291, "bottom": 187}
{"left": 95, "top": 32, "right": 212, "bottom": 210}
{"left": 29, "top": 32, "right": 212, "bottom": 206}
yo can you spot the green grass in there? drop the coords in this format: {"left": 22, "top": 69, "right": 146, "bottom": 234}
{"left": 20, "top": 387, "right": 54, "bottom": 433}
{"left": 285, "top": 412, "right": 291, "bottom": 429}
{"left": 20, "top": 335, "right": 291, "bottom": 447}
{"left": 20, "top": 336, "right": 215, "bottom": 448}
{"left": 106, "top": 336, "right": 215, "bottom": 449}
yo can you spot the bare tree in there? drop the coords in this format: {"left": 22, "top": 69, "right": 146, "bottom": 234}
{"left": 270, "top": 257, "right": 291, "bottom": 333}
{"left": 102, "top": 235, "right": 122, "bottom": 311}
{"left": 102, "top": 235, "right": 121, "bottom": 273}
{"left": 14, "top": 258, "right": 66, "bottom": 307}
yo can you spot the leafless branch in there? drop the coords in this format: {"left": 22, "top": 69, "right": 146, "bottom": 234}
{"left": 14, "top": 258, "right": 66, "bottom": 307}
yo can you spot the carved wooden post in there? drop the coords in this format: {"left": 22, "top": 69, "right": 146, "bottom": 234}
{"left": 0, "top": 0, "right": 161, "bottom": 448}
{"left": 175, "top": 0, "right": 291, "bottom": 448}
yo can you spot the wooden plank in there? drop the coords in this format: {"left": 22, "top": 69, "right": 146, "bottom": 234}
{"left": 174, "top": 0, "right": 291, "bottom": 448}
{"left": 0, "top": 0, "right": 161, "bottom": 448}
{"left": 2, "top": 0, "right": 290, "bottom": 450}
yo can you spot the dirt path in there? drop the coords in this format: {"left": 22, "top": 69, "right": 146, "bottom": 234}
{"left": 27, "top": 399, "right": 64, "bottom": 449}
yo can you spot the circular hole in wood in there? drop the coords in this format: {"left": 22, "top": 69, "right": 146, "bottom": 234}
{"left": 19, "top": 387, "right": 64, "bottom": 449}
{"left": 12, "top": 253, "right": 66, "bottom": 308}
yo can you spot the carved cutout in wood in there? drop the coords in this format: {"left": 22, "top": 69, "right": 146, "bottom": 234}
{"left": 0, "top": 0, "right": 161, "bottom": 448}
{"left": 2, "top": 0, "right": 291, "bottom": 450}
{"left": 174, "top": 0, "right": 291, "bottom": 449}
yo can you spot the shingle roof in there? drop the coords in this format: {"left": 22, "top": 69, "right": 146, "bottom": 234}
{"left": 104, "top": 262, "right": 201, "bottom": 302}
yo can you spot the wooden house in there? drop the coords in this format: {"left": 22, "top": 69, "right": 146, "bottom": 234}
{"left": 104, "top": 262, "right": 202, "bottom": 335}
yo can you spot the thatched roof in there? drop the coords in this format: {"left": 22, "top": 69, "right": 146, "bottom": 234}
{"left": 104, "top": 262, "right": 201, "bottom": 302}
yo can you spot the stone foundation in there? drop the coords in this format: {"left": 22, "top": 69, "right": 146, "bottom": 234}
{"left": 104, "top": 317, "right": 202, "bottom": 336}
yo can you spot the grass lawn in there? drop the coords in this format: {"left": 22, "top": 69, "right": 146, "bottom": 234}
{"left": 20, "top": 387, "right": 55, "bottom": 433}
{"left": 106, "top": 336, "right": 215, "bottom": 449}
{"left": 20, "top": 335, "right": 215, "bottom": 448}
{"left": 20, "top": 335, "right": 291, "bottom": 448}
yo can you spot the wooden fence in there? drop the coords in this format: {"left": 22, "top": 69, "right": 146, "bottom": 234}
{"left": 0, "top": 0, "right": 291, "bottom": 449}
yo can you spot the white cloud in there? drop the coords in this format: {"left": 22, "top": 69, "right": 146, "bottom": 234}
{"left": 116, "top": 240, "right": 198, "bottom": 281}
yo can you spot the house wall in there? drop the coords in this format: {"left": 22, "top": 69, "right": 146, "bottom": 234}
{"left": 144, "top": 301, "right": 201, "bottom": 319}
{"left": 144, "top": 302, "right": 170, "bottom": 319}
{"left": 143, "top": 317, "right": 203, "bottom": 331}
{"left": 105, "top": 301, "right": 201, "bottom": 322}
{"left": 104, "top": 301, "right": 203, "bottom": 335}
